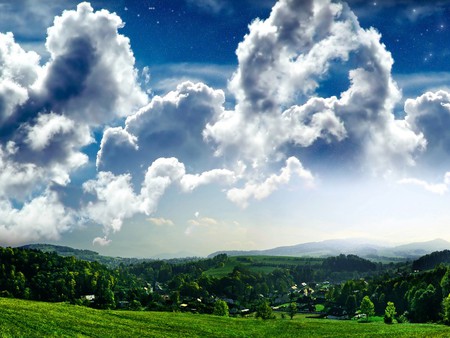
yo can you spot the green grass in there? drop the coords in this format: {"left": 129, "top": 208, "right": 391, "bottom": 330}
{"left": 1, "top": 297, "right": 450, "bottom": 337}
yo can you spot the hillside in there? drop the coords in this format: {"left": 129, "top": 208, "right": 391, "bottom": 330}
{"left": 209, "top": 238, "right": 450, "bottom": 261}
{"left": 19, "top": 244, "right": 152, "bottom": 268}
{"left": 1, "top": 298, "right": 450, "bottom": 337}
{"left": 412, "top": 250, "right": 450, "bottom": 271}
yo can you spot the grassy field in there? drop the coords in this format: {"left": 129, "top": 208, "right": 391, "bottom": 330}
{"left": 1, "top": 298, "right": 450, "bottom": 337}
{"left": 204, "top": 255, "right": 324, "bottom": 278}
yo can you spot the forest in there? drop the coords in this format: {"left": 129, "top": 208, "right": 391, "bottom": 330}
{"left": 1, "top": 246, "right": 450, "bottom": 324}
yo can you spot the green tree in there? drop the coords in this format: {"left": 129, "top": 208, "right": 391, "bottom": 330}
{"left": 213, "top": 299, "right": 229, "bottom": 316}
{"left": 345, "top": 294, "right": 357, "bottom": 316}
{"left": 94, "top": 275, "right": 115, "bottom": 309}
{"left": 287, "top": 302, "right": 297, "bottom": 320}
{"left": 360, "top": 296, "right": 375, "bottom": 322}
{"left": 410, "top": 284, "right": 440, "bottom": 322}
{"left": 256, "top": 300, "right": 276, "bottom": 320}
{"left": 441, "top": 269, "right": 450, "bottom": 298}
{"left": 384, "top": 301, "right": 397, "bottom": 324}
{"left": 129, "top": 299, "right": 142, "bottom": 310}
{"left": 443, "top": 293, "right": 450, "bottom": 324}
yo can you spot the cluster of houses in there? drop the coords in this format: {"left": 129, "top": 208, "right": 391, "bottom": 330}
{"left": 153, "top": 280, "right": 331, "bottom": 316}
{"left": 81, "top": 279, "right": 335, "bottom": 316}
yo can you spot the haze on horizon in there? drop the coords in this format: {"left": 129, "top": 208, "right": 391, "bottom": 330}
{"left": 1, "top": 0, "right": 450, "bottom": 258}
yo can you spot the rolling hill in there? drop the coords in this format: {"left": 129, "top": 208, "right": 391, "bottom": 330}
{"left": 18, "top": 244, "right": 152, "bottom": 267}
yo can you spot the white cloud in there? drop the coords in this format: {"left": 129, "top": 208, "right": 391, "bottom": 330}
{"left": 83, "top": 171, "right": 141, "bottom": 235}
{"left": 96, "top": 127, "right": 138, "bottom": 169}
{"left": 25, "top": 113, "right": 75, "bottom": 151}
{"left": 405, "top": 90, "right": 450, "bottom": 161}
{"left": 139, "top": 157, "right": 186, "bottom": 215}
{"left": 97, "top": 81, "right": 225, "bottom": 172}
{"left": 0, "top": 32, "right": 40, "bottom": 122}
{"left": 148, "top": 63, "right": 234, "bottom": 96}
{"left": 204, "top": 0, "right": 424, "bottom": 175}
{"left": 0, "top": 2, "right": 149, "bottom": 246}
{"left": 39, "top": 2, "right": 148, "bottom": 125}
{"left": 180, "top": 168, "right": 237, "bottom": 192}
{"left": 0, "top": 189, "right": 74, "bottom": 245}
{"left": 22, "top": 113, "right": 92, "bottom": 185}
{"left": 149, "top": 217, "right": 175, "bottom": 227}
{"left": 398, "top": 172, "right": 450, "bottom": 195}
{"left": 0, "top": 143, "right": 41, "bottom": 199}
{"left": 92, "top": 236, "right": 112, "bottom": 246}
{"left": 227, "top": 157, "right": 314, "bottom": 208}
{"left": 83, "top": 157, "right": 182, "bottom": 240}
{"left": 84, "top": 157, "right": 238, "bottom": 242}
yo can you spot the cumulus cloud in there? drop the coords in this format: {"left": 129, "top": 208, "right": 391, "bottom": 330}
{"left": 82, "top": 171, "right": 141, "bottom": 236}
{"left": 0, "top": 2, "right": 147, "bottom": 245}
{"left": 148, "top": 63, "right": 234, "bottom": 96}
{"left": 0, "top": 143, "right": 41, "bottom": 199}
{"left": 97, "top": 81, "right": 225, "bottom": 173}
{"left": 0, "top": 2, "right": 146, "bottom": 178}
{"left": 139, "top": 157, "right": 186, "bottom": 215}
{"left": 405, "top": 90, "right": 450, "bottom": 163}
{"left": 0, "top": 32, "right": 40, "bottom": 122}
{"left": 0, "top": 189, "right": 75, "bottom": 245}
{"left": 204, "top": 0, "right": 424, "bottom": 175}
{"left": 40, "top": 2, "right": 148, "bottom": 125}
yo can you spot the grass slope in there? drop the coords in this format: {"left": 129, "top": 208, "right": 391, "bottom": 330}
{"left": 1, "top": 298, "right": 450, "bottom": 337}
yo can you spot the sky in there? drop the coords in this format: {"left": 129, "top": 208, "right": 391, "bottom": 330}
{"left": 1, "top": 0, "right": 450, "bottom": 258}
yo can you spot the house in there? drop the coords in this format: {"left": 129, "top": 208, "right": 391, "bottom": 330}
{"left": 82, "top": 295, "right": 95, "bottom": 304}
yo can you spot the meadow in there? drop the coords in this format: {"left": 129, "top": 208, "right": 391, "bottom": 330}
{"left": 1, "top": 298, "right": 450, "bottom": 337}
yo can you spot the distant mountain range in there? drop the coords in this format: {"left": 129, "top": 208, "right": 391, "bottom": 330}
{"left": 208, "top": 238, "right": 450, "bottom": 261}
{"left": 17, "top": 238, "right": 450, "bottom": 264}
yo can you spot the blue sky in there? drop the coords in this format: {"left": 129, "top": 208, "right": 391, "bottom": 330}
{"left": 1, "top": 0, "right": 450, "bottom": 258}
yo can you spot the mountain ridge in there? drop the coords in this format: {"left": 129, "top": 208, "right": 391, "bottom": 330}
{"left": 208, "top": 238, "right": 450, "bottom": 260}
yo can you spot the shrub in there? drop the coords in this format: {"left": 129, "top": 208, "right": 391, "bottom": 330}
{"left": 255, "top": 300, "right": 276, "bottom": 320}
{"left": 213, "top": 300, "right": 229, "bottom": 317}
{"left": 384, "top": 301, "right": 396, "bottom": 324}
